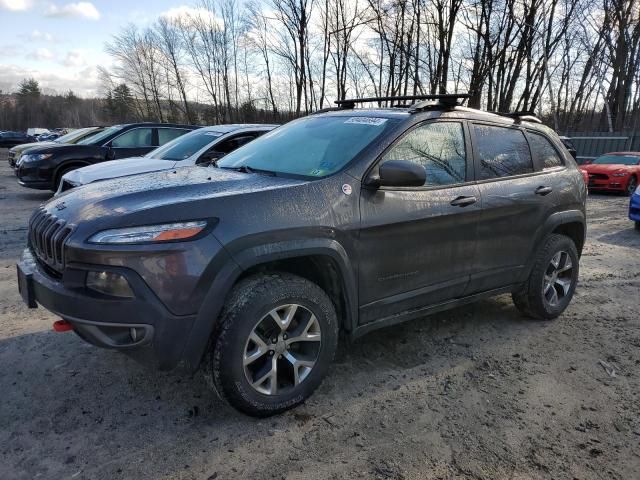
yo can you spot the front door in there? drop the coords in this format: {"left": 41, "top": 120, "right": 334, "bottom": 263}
{"left": 358, "top": 120, "right": 481, "bottom": 324}
{"left": 110, "top": 127, "right": 155, "bottom": 159}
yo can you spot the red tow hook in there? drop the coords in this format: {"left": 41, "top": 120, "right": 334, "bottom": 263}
{"left": 53, "top": 319, "right": 73, "bottom": 332}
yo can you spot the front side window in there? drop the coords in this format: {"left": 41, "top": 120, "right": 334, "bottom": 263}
{"left": 381, "top": 122, "right": 466, "bottom": 186}
{"left": 473, "top": 125, "right": 533, "bottom": 179}
{"left": 217, "top": 115, "right": 399, "bottom": 178}
{"left": 528, "top": 132, "right": 564, "bottom": 169}
{"left": 111, "top": 128, "right": 153, "bottom": 148}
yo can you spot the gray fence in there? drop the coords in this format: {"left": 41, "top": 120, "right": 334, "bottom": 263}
{"left": 564, "top": 131, "right": 640, "bottom": 162}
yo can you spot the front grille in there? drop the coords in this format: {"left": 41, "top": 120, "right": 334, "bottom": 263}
{"left": 589, "top": 173, "right": 609, "bottom": 181}
{"left": 28, "top": 208, "right": 73, "bottom": 273}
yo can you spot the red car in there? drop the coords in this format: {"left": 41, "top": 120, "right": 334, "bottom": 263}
{"left": 580, "top": 152, "right": 640, "bottom": 195}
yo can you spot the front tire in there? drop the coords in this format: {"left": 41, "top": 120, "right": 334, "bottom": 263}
{"left": 626, "top": 176, "right": 637, "bottom": 196}
{"left": 208, "top": 273, "right": 338, "bottom": 417}
{"left": 512, "top": 234, "right": 579, "bottom": 320}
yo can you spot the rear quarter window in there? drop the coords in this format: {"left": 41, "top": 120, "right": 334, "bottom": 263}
{"left": 473, "top": 124, "right": 533, "bottom": 179}
{"left": 528, "top": 132, "right": 564, "bottom": 169}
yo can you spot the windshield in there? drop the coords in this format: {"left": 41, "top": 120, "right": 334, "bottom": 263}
{"left": 76, "top": 125, "right": 123, "bottom": 145}
{"left": 593, "top": 155, "right": 640, "bottom": 165}
{"left": 54, "top": 127, "right": 96, "bottom": 144}
{"left": 217, "top": 115, "right": 399, "bottom": 177}
{"left": 146, "top": 129, "right": 223, "bottom": 160}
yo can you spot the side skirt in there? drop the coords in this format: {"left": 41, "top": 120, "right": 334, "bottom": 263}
{"left": 350, "top": 285, "right": 516, "bottom": 339}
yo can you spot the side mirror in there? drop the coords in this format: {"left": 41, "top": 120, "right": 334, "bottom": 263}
{"left": 197, "top": 151, "right": 225, "bottom": 165}
{"left": 368, "top": 160, "right": 426, "bottom": 188}
{"left": 105, "top": 144, "right": 116, "bottom": 160}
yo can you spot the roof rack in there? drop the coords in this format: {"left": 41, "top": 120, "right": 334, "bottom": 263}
{"left": 491, "top": 110, "right": 543, "bottom": 124}
{"left": 335, "top": 93, "right": 470, "bottom": 111}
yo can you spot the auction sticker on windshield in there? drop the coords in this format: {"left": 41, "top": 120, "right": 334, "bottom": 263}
{"left": 344, "top": 117, "right": 388, "bottom": 126}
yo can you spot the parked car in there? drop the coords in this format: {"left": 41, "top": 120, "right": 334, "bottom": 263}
{"left": 0, "top": 131, "right": 35, "bottom": 148}
{"left": 17, "top": 94, "right": 586, "bottom": 416}
{"left": 36, "top": 133, "right": 60, "bottom": 142}
{"left": 57, "top": 124, "right": 276, "bottom": 194}
{"left": 15, "top": 123, "right": 199, "bottom": 191}
{"left": 580, "top": 152, "right": 640, "bottom": 195}
{"left": 8, "top": 126, "right": 105, "bottom": 168}
{"left": 630, "top": 185, "right": 640, "bottom": 230}
{"left": 27, "top": 128, "right": 50, "bottom": 137}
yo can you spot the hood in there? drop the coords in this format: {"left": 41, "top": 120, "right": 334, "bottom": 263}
{"left": 23, "top": 142, "right": 101, "bottom": 155}
{"left": 10, "top": 141, "right": 56, "bottom": 153}
{"left": 63, "top": 157, "right": 177, "bottom": 186}
{"left": 49, "top": 166, "right": 307, "bottom": 226}
{"left": 581, "top": 163, "right": 635, "bottom": 174}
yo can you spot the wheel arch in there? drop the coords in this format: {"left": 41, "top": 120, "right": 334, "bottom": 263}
{"left": 520, "top": 210, "right": 586, "bottom": 283}
{"left": 180, "top": 238, "right": 358, "bottom": 371}
{"left": 53, "top": 160, "right": 91, "bottom": 187}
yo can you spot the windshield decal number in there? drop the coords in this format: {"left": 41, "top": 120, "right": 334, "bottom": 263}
{"left": 344, "top": 117, "right": 388, "bottom": 126}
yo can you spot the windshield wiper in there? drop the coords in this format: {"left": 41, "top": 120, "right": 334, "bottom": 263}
{"left": 219, "top": 165, "right": 277, "bottom": 176}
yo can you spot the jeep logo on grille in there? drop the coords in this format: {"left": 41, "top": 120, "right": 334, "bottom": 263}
{"left": 55, "top": 202, "right": 66, "bottom": 211}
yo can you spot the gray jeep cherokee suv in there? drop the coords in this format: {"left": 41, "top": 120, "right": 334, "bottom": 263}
{"left": 17, "top": 94, "right": 586, "bottom": 416}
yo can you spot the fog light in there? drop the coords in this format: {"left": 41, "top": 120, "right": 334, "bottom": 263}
{"left": 86, "top": 271, "right": 134, "bottom": 298}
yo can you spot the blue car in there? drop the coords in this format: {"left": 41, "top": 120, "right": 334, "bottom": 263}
{"left": 630, "top": 185, "right": 640, "bottom": 230}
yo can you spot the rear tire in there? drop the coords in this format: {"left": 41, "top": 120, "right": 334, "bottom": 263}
{"left": 207, "top": 273, "right": 338, "bottom": 417}
{"left": 512, "top": 234, "right": 579, "bottom": 320}
{"left": 627, "top": 176, "right": 638, "bottom": 196}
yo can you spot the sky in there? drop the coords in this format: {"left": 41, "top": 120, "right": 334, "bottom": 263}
{"left": 0, "top": 0, "right": 192, "bottom": 97}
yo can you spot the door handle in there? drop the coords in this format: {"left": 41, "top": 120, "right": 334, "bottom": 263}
{"left": 535, "top": 186, "right": 553, "bottom": 196}
{"left": 450, "top": 195, "right": 477, "bottom": 207}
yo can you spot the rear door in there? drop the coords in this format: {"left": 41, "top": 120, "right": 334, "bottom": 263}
{"left": 465, "top": 123, "right": 554, "bottom": 293}
{"left": 110, "top": 127, "right": 155, "bottom": 159}
{"left": 358, "top": 120, "right": 481, "bottom": 324}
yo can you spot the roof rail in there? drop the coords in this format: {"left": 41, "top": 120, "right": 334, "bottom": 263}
{"left": 335, "top": 93, "right": 470, "bottom": 111}
{"left": 491, "top": 110, "right": 543, "bottom": 124}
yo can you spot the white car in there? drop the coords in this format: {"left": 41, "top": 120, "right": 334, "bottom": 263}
{"left": 57, "top": 124, "right": 276, "bottom": 195}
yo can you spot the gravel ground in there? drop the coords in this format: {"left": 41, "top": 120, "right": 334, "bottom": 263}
{"left": 1, "top": 150, "right": 639, "bottom": 480}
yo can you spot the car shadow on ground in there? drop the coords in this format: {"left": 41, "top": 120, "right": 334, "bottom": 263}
{"left": 0, "top": 294, "right": 544, "bottom": 478}
{"left": 597, "top": 226, "right": 640, "bottom": 248}
{"left": 0, "top": 296, "right": 531, "bottom": 421}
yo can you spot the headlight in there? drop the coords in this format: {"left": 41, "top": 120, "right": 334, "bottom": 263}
{"left": 88, "top": 221, "right": 208, "bottom": 244}
{"left": 21, "top": 153, "right": 53, "bottom": 163}
{"left": 611, "top": 172, "right": 628, "bottom": 177}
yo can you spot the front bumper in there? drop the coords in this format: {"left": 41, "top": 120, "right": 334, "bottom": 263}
{"left": 15, "top": 161, "right": 55, "bottom": 190}
{"left": 630, "top": 192, "right": 640, "bottom": 222}
{"left": 587, "top": 177, "right": 630, "bottom": 192}
{"left": 17, "top": 249, "right": 196, "bottom": 370}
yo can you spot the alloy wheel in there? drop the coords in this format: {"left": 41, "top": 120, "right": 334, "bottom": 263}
{"left": 542, "top": 251, "right": 574, "bottom": 307}
{"left": 243, "top": 304, "right": 322, "bottom": 395}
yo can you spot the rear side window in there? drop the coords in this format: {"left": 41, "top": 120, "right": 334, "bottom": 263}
{"left": 213, "top": 134, "right": 259, "bottom": 154}
{"left": 158, "top": 128, "right": 188, "bottom": 145}
{"left": 473, "top": 125, "right": 533, "bottom": 179}
{"left": 382, "top": 122, "right": 466, "bottom": 186}
{"left": 528, "top": 132, "right": 564, "bottom": 169}
{"left": 112, "top": 128, "right": 153, "bottom": 148}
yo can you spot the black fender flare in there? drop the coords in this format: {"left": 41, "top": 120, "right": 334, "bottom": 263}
{"left": 180, "top": 238, "right": 358, "bottom": 370}
{"left": 520, "top": 209, "right": 586, "bottom": 282}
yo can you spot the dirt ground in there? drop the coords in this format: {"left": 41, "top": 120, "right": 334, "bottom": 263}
{"left": 0, "top": 149, "right": 639, "bottom": 480}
